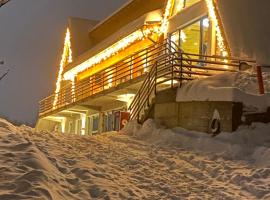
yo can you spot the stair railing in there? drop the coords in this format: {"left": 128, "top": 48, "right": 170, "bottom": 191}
{"left": 129, "top": 39, "right": 180, "bottom": 122}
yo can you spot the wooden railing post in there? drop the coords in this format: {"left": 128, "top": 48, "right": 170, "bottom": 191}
{"left": 147, "top": 76, "right": 150, "bottom": 107}
{"left": 155, "top": 62, "right": 157, "bottom": 95}
{"left": 180, "top": 52, "right": 183, "bottom": 87}
{"left": 171, "top": 53, "right": 174, "bottom": 88}
{"left": 137, "top": 91, "right": 140, "bottom": 121}
{"left": 256, "top": 65, "right": 265, "bottom": 94}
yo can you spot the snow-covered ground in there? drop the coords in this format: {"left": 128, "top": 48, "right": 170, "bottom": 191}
{"left": 0, "top": 118, "right": 270, "bottom": 200}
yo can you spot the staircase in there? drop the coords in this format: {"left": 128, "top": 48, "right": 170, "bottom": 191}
{"left": 129, "top": 40, "right": 183, "bottom": 123}
{"left": 129, "top": 40, "right": 255, "bottom": 123}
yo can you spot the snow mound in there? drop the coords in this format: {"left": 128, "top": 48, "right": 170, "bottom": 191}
{"left": 124, "top": 119, "right": 270, "bottom": 167}
{"left": 177, "top": 72, "right": 270, "bottom": 112}
{"left": 0, "top": 118, "right": 18, "bottom": 133}
{"left": 1, "top": 118, "right": 270, "bottom": 199}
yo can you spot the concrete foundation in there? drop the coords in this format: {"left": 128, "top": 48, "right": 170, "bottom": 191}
{"left": 153, "top": 88, "right": 243, "bottom": 133}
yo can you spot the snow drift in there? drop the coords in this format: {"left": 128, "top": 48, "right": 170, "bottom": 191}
{"left": 1, "top": 117, "right": 270, "bottom": 199}
{"left": 123, "top": 119, "right": 270, "bottom": 167}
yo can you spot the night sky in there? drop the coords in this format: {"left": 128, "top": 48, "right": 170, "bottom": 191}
{"left": 0, "top": 0, "right": 127, "bottom": 125}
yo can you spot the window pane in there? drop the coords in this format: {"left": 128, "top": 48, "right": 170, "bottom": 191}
{"left": 170, "top": 31, "right": 180, "bottom": 51}
{"left": 181, "top": 21, "right": 200, "bottom": 55}
{"left": 201, "top": 18, "right": 210, "bottom": 56}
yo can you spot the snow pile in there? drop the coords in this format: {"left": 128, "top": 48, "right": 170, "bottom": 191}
{"left": 124, "top": 119, "right": 270, "bottom": 167}
{"left": 177, "top": 72, "right": 270, "bottom": 112}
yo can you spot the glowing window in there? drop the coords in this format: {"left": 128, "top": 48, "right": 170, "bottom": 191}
{"left": 172, "top": 0, "right": 201, "bottom": 16}
{"left": 170, "top": 17, "right": 211, "bottom": 56}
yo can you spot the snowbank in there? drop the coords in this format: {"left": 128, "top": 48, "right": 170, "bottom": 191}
{"left": 123, "top": 119, "right": 270, "bottom": 167}
{"left": 1, "top": 118, "right": 270, "bottom": 199}
{"left": 176, "top": 72, "right": 270, "bottom": 112}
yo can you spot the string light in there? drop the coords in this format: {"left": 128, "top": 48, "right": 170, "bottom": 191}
{"left": 63, "top": 27, "right": 159, "bottom": 80}
{"left": 53, "top": 28, "right": 72, "bottom": 108}
{"left": 159, "top": 0, "right": 174, "bottom": 35}
{"left": 176, "top": 0, "right": 185, "bottom": 13}
{"left": 205, "top": 0, "right": 228, "bottom": 57}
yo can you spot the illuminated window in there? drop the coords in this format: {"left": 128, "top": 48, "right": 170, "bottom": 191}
{"left": 181, "top": 20, "right": 200, "bottom": 55}
{"left": 172, "top": 0, "right": 201, "bottom": 15}
{"left": 170, "top": 17, "right": 211, "bottom": 56}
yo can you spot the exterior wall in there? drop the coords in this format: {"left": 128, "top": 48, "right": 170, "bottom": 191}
{"left": 177, "top": 102, "right": 242, "bottom": 133}
{"left": 153, "top": 89, "right": 243, "bottom": 133}
{"left": 36, "top": 119, "right": 60, "bottom": 132}
{"left": 37, "top": 99, "right": 128, "bottom": 135}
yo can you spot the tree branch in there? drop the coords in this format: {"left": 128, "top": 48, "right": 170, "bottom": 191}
{"left": 0, "top": 0, "right": 10, "bottom": 8}
{"left": 0, "top": 69, "right": 9, "bottom": 81}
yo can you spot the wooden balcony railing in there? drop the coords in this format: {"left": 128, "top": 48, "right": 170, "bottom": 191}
{"left": 39, "top": 39, "right": 178, "bottom": 116}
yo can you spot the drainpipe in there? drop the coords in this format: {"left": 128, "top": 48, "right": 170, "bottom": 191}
{"left": 256, "top": 66, "right": 265, "bottom": 95}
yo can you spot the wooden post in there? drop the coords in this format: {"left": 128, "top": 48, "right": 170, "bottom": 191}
{"left": 256, "top": 66, "right": 265, "bottom": 95}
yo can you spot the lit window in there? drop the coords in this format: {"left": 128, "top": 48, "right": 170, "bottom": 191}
{"left": 170, "top": 17, "right": 211, "bottom": 57}
{"left": 172, "top": 0, "right": 201, "bottom": 16}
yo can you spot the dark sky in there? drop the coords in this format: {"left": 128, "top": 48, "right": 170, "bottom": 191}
{"left": 0, "top": 0, "right": 127, "bottom": 125}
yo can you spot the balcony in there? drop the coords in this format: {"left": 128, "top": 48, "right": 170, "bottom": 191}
{"left": 39, "top": 40, "right": 175, "bottom": 117}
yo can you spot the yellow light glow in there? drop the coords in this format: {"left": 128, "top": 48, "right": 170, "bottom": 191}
{"left": 180, "top": 30, "right": 186, "bottom": 42}
{"left": 176, "top": 0, "right": 185, "bottom": 13}
{"left": 160, "top": 0, "right": 174, "bottom": 35}
{"left": 44, "top": 116, "right": 66, "bottom": 132}
{"left": 81, "top": 114, "right": 86, "bottom": 135}
{"left": 108, "top": 74, "right": 113, "bottom": 88}
{"left": 205, "top": 0, "right": 228, "bottom": 57}
{"left": 64, "top": 27, "right": 158, "bottom": 81}
{"left": 53, "top": 28, "right": 73, "bottom": 108}
{"left": 71, "top": 77, "right": 76, "bottom": 102}
{"left": 117, "top": 94, "right": 135, "bottom": 108}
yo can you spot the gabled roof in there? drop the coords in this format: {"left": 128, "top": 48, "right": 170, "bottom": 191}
{"left": 89, "top": 0, "right": 165, "bottom": 45}
{"left": 68, "top": 17, "right": 99, "bottom": 59}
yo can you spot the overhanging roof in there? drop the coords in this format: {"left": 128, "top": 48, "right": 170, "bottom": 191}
{"left": 89, "top": 0, "right": 165, "bottom": 44}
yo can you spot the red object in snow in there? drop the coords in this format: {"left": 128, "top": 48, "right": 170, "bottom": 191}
{"left": 120, "top": 112, "right": 130, "bottom": 130}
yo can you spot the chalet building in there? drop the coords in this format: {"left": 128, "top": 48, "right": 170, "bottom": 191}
{"left": 36, "top": 0, "right": 256, "bottom": 135}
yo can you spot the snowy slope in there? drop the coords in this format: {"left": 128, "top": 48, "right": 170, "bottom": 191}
{"left": 217, "top": 0, "right": 270, "bottom": 66}
{"left": 1, "top": 118, "right": 270, "bottom": 199}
